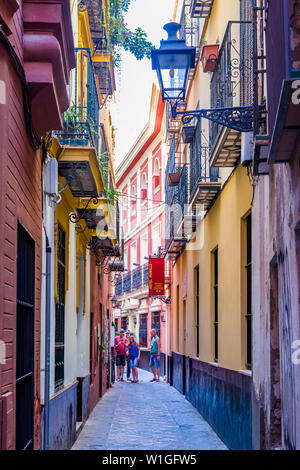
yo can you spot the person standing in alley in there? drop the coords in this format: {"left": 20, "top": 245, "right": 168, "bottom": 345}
{"left": 149, "top": 329, "right": 160, "bottom": 382}
{"left": 129, "top": 334, "right": 140, "bottom": 383}
{"left": 114, "top": 329, "right": 129, "bottom": 382}
{"left": 125, "top": 330, "right": 131, "bottom": 381}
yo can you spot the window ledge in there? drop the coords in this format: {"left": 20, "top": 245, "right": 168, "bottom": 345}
{"left": 238, "top": 369, "right": 252, "bottom": 376}
{"left": 153, "top": 185, "right": 160, "bottom": 194}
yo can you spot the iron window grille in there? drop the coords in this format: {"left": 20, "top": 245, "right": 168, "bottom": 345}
{"left": 55, "top": 48, "right": 100, "bottom": 152}
{"left": 245, "top": 213, "right": 252, "bottom": 368}
{"left": 210, "top": 20, "right": 253, "bottom": 151}
{"left": 213, "top": 248, "right": 219, "bottom": 362}
{"left": 16, "top": 223, "right": 35, "bottom": 450}
{"left": 139, "top": 314, "right": 148, "bottom": 348}
{"left": 190, "top": 119, "right": 219, "bottom": 197}
{"left": 55, "top": 224, "right": 66, "bottom": 390}
{"left": 195, "top": 265, "right": 200, "bottom": 357}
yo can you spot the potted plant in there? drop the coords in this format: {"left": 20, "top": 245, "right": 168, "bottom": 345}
{"left": 167, "top": 171, "right": 181, "bottom": 187}
{"left": 200, "top": 41, "right": 219, "bottom": 73}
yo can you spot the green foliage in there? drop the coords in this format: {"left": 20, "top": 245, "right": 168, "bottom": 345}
{"left": 107, "top": 0, "right": 154, "bottom": 65}
{"left": 97, "top": 151, "right": 119, "bottom": 205}
{"left": 123, "top": 27, "right": 153, "bottom": 60}
{"left": 64, "top": 103, "right": 80, "bottom": 125}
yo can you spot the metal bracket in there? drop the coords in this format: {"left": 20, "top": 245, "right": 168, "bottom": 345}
{"left": 153, "top": 295, "right": 171, "bottom": 305}
{"left": 171, "top": 102, "right": 254, "bottom": 132}
{"left": 69, "top": 196, "right": 98, "bottom": 233}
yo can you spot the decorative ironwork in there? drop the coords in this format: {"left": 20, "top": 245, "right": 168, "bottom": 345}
{"left": 153, "top": 295, "right": 171, "bottom": 304}
{"left": 55, "top": 48, "right": 100, "bottom": 151}
{"left": 190, "top": 120, "right": 219, "bottom": 196}
{"left": 69, "top": 197, "right": 98, "bottom": 233}
{"left": 167, "top": 20, "right": 254, "bottom": 137}
{"left": 190, "top": 0, "right": 215, "bottom": 19}
{"left": 171, "top": 105, "right": 253, "bottom": 133}
{"left": 114, "top": 263, "right": 149, "bottom": 298}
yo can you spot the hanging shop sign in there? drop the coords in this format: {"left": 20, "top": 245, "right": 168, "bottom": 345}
{"left": 149, "top": 257, "right": 165, "bottom": 296}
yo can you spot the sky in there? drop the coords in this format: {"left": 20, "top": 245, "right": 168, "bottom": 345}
{"left": 110, "top": 0, "right": 175, "bottom": 168}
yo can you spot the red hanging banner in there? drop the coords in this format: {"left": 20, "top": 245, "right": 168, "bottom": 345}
{"left": 149, "top": 257, "right": 165, "bottom": 296}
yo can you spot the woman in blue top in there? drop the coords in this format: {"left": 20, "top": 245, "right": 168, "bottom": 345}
{"left": 129, "top": 335, "right": 140, "bottom": 383}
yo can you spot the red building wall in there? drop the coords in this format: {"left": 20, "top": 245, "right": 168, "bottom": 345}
{"left": 89, "top": 255, "right": 113, "bottom": 411}
{"left": 0, "top": 6, "right": 42, "bottom": 449}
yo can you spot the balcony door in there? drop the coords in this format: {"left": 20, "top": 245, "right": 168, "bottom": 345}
{"left": 16, "top": 223, "right": 35, "bottom": 450}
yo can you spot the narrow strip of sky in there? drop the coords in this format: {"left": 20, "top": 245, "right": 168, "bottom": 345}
{"left": 111, "top": 0, "right": 175, "bottom": 167}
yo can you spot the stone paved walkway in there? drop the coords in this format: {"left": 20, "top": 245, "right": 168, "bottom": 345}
{"left": 72, "top": 368, "right": 227, "bottom": 450}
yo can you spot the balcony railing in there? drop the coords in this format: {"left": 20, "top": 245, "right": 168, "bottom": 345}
{"left": 210, "top": 21, "right": 253, "bottom": 150}
{"left": 190, "top": 120, "right": 219, "bottom": 196}
{"left": 55, "top": 48, "right": 100, "bottom": 152}
{"left": 115, "top": 263, "right": 149, "bottom": 298}
{"left": 190, "top": 0, "right": 214, "bottom": 19}
{"left": 180, "top": 1, "right": 201, "bottom": 48}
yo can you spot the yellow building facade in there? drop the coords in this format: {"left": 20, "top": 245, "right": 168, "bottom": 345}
{"left": 164, "top": 0, "right": 254, "bottom": 449}
{"left": 40, "top": 0, "right": 118, "bottom": 449}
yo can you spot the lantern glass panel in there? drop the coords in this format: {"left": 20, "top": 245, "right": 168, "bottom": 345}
{"left": 157, "top": 53, "right": 190, "bottom": 100}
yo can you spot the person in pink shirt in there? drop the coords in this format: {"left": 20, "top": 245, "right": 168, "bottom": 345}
{"left": 114, "top": 329, "right": 129, "bottom": 382}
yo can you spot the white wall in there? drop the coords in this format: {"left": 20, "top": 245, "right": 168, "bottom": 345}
{"left": 64, "top": 220, "right": 77, "bottom": 386}
{"left": 40, "top": 159, "right": 56, "bottom": 402}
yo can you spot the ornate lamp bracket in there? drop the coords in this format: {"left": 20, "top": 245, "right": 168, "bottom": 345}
{"left": 171, "top": 102, "right": 254, "bottom": 133}
{"left": 69, "top": 196, "right": 98, "bottom": 233}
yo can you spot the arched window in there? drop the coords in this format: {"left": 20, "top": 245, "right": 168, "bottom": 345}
{"left": 131, "top": 185, "right": 137, "bottom": 211}
{"left": 141, "top": 172, "right": 148, "bottom": 200}
{"left": 153, "top": 158, "right": 160, "bottom": 189}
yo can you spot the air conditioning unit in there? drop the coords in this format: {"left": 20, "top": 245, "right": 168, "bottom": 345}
{"left": 241, "top": 132, "right": 254, "bottom": 166}
{"left": 45, "top": 157, "right": 58, "bottom": 196}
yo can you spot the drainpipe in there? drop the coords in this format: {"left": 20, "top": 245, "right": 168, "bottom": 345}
{"left": 44, "top": 236, "right": 51, "bottom": 450}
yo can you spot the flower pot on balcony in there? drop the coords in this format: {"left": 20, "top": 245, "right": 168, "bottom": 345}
{"left": 182, "top": 125, "right": 196, "bottom": 143}
{"left": 200, "top": 44, "right": 219, "bottom": 73}
{"left": 167, "top": 172, "right": 181, "bottom": 187}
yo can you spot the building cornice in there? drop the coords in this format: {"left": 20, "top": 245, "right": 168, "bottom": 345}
{"left": 116, "top": 84, "right": 165, "bottom": 186}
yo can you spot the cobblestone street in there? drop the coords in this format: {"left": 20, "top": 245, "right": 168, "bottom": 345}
{"left": 72, "top": 369, "right": 227, "bottom": 450}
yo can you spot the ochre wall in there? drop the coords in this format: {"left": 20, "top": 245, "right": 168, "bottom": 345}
{"left": 171, "top": 164, "right": 252, "bottom": 371}
{"left": 0, "top": 9, "right": 42, "bottom": 449}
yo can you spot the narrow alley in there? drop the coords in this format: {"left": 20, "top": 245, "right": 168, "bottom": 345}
{"left": 1, "top": 0, "right": 300, "bottom": 454}
{"left": 72, "top": 369, "right": 227, "bottom": 451}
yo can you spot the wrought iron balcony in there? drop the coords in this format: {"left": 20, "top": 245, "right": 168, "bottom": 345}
{"left": 123, "top": 272, "right": 132, "bottom": 294}
{"left": 114, "top": 263, "right": 149, "bottom": 298}
{"left": 190, "top": 120, "right": 220, "bottom": 210}
{"left": 165, "top": 145, "right": 187, "bottom": 259}
{"left": 55, "top": 48, "right": 100, "bottom": 152}
{"left": 210, "top": 21, "right": 253, "bottom": 167}
{"left": 190, "top": 0, "right": 214, "bottom": 18}
{"left": 180, "top": 1, "right": 201, "bottom": 80}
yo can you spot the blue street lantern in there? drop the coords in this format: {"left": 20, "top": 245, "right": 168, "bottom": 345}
{"left": 151, "top": 22, "right": 254, "bottom": 133}
{"left": 151, "top": 23, "right": 196, "bottom": 105}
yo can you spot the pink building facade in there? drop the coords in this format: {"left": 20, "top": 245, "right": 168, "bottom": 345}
{"left": 115, "top": 86, "right": 170, "bottom": 374}
{"left": 0, "top": 0, "right": 74, "bottom": 449}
